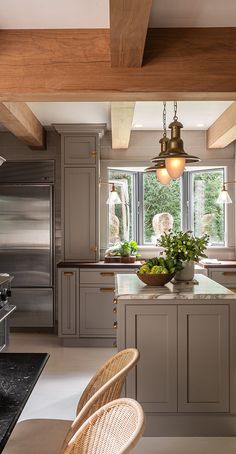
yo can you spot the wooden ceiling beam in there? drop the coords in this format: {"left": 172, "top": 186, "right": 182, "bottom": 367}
{"left": 0, "top": 102, "right": 46, "bottom": 149}
{"left": 207, "top": 102, "right": 236, "bottom": 148}
{"left": 0, "top": 29, "right": 235, "bottom": 100}
{"left": 109, "top": 0, "right": 152, "bottom": 67}
{"left": 111, "top": 102, "right": 135, "bottom": 149}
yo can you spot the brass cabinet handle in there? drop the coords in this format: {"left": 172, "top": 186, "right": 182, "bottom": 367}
{"left": 100, "top": 288, "right": 115, "bottom": 292}
{"left": 113, "top": 341, "right": 117, "bottom": 348}
{"left": 90, "top": 246, "right": 98, "bottom": 252}
{"left": 113, "top": 298, "right": 118, "bottom": 305}
{"left": 222, "top": 272, "right": 236, "bottom": 276}
{"left": 63, "top": 272, "right": 74, "bottom": 276}
{"left": 100, "top": 272, "right": 115, "bottom": 277}
{"left": 113, "top": 321, "right": 118, "bottom": 329}
{"left": 91, "top": 151, "right": 97, "bottom": 157}
{"left": 113, "top": 307, "right": 117, "bottom": 313}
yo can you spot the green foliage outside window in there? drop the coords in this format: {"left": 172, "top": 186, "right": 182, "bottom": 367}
{"left": 143, "top": 173, "right": 181, "bottom": 242}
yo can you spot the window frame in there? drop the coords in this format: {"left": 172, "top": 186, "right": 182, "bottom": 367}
{"left": 100, "top": 159, "right": 235, "bottom": 254}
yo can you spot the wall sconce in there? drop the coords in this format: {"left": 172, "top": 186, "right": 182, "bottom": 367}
{"left": 217, "top": 181, "right": 235, "bottom": 204}
{"left": 99, "top": 179, "right": 122, "bottom": 205}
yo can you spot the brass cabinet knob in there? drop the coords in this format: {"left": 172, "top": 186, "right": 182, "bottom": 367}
{"left": 90, "top": 246, "right": 98, "bottom": 252}
{"left": 113, "top": 307, "right": 117, "bottom": 313}
{"left": 113, "top": 341, "right": 117, "bottom": 348}
{"left": 113, "top": 321, "right": 118, "bottom": 329}
{"left": 91, "top": 151, "right": 97, "bottom": 157}
{"left": 113, "top": 298, "right": 118, "bottom": 305}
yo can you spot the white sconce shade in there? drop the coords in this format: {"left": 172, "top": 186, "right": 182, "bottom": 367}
{"left": 106, "top": 183, "right": 122, "bottom": 205}
{"left": 216, "top": 187, "right": 232, "bottom": 204}
{"left": 165, "top": 157, "right": 186, "bottom": 179}
{"left": 156, "top": 168, "right": 172, "bottom": 185}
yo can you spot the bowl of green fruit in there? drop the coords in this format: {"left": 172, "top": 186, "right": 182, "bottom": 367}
{"left": 137, "top": 257, "right": 176, "bottom": 286}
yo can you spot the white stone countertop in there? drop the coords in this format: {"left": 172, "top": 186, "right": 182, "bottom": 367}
{"left": 115, "top": 273, "right": 236, "bottom": 300}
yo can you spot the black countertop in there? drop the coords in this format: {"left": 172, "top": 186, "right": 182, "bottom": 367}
{"left": 57, "top": 260, "right": 141, "bottom": 268}
{"left": 0, "top": 353, "right": 49, "bottom": 452}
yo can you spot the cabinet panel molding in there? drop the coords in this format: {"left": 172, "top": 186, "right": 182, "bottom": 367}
{"left": 178, "top": 304, "right": 229, "bottom": 413}
{"left": 125, "top": 304, "right": 178, "bottom": 412}
{"left": 58, "top": 268, "right": 79, "bottom": 336}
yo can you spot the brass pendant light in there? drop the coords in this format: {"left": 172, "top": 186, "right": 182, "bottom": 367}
{"left": 154, "top": 102, "right": 201, "bottom": 179}
{"left": 145, "top": 102, "right": 172, "bottom": 186}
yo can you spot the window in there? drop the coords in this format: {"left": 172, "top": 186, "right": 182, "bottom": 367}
{"left": 190, "top": 168, "right": 225, "bottom": 245}
{"left": 108, "top": 167, "right": 225, "bottom": 247}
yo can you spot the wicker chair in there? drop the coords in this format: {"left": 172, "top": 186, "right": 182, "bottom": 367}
{"left": 64, "top": 398, "right": 145, "bottom": 454}
{"left": 4, "top": 348, "right": 140, "bottom": 454}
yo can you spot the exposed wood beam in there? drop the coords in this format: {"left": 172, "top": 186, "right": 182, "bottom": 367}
{"left": 0, "top": 29, "right": 235, "bottom": 101}
{"left": 0, "top": 102, "right": 45, "bottom": 149}
{"left": 207, "top": 102, "right": 236, "bottom": 148}
{"left": 109, "top": 0, "right": 152, "bottom": 67}
{"left": 111, "top": 102, "right": 135, "bottom": 149}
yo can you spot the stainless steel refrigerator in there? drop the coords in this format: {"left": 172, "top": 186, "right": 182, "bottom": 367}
{"left": 0, "top": 161, "right": 54, "bottom": 327}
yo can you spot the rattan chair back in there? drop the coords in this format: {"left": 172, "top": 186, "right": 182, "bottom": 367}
{"left": 61, "top": 348, "right": 139, "bottom": 451}
{"left": 63, "top": 398, "right": 145, "bottom": 454}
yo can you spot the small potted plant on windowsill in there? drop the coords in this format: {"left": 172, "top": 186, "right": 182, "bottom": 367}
{"left": 157, "top": 230, "right": 209, "bottom": 281}
{"left": 105, "top": 240, "right": 140, "bottom": 263}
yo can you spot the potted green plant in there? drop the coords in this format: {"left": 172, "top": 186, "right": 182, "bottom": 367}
{"left": 105, "top": 240, "right": 140, "bottom": 263}
{"left": 157, "top": 230, "right": 209, "bottom": 281}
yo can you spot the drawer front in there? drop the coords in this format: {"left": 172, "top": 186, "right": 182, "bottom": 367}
{"left": 80, "top": 269, "right": 136, "bottom": 285}
{"left": 211, "top": 270, "right": 236, "bottom": 286}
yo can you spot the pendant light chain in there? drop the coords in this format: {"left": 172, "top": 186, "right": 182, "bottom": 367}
{"left": 173, "top": 101, "right": 178, "bottom": 121}
{"left": 163, "top": 101, "right": 167, "bottom": 137}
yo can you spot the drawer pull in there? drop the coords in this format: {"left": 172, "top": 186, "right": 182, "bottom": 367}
{"left": 100, "top": 272, "right": 115, "bottom": 277}
{"left": 222, "top": 272, "right": 236, "bottom": 276}
{"left": 91, "top": 151, "right": 97, "bottom": 157}
{"left": 90, "top": 246, "right": 98, "bottom": 252}
{"left": 113, "top": 307, "right": 117, "bottom": 313}
{"left": 113, "top": 321, "right": 118, "bottom": 329}
{"left": 63, "top": 272, "right": 74, "bottom": 276}
{"left": 113, "top": 298, "right": 118, "bottom": 305}
{"left": 99, "top": 288, "right": 115, "bottom": 292}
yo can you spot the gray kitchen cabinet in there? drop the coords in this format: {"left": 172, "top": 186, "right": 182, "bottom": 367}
{"left": 63, "top": 135, "right": 98, "bottom": 166}
{"left": 121, "top": 302, "right": 229, "bottom": 416}
{"left": 64, "top": 167, "right": 98, "bottom": 261}
{"left": 178, "top": 304, "right": 229, "bottom": 413}
{"left": 125, "top": 305, "right": 178, "bottom": 413}
{"left": 58, "top": 269, "right": 79, "bottom": 336}
{"left": 80, "top": 287, "right": 116, "bottom": 337}
{"left": 208, "top": 268, "right": 236, "bottom": 292}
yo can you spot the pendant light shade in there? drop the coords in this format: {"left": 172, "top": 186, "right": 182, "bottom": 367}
{"left": 216, "top": 185, "right": 232, "bottom": 204}
{"left": 153, "top": 103, "right": 200, "bottom": 178}
{"left": 156, "top": 167, "right": 172, "bottom": 185}
{"left": 165, "top": 156, "right": 186, "bottom": 179}
{"left": 106, "top": 183, "right": 122, "bottom": 205}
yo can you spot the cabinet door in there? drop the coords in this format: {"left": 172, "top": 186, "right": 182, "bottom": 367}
{"left": 125, "top": 305, "right": 177, "bottom": 413}
{"left": 64, "top": 135, "right": 97, "bottom": 166}
{"left": 80, "top": 287, "right": 116, "bottom": 338}
{"left": 178, "top": 305, "right": 229, "bottom": 413}
{"left": 64, "top": 167, "right": 98, "bottom": 261}
{"left": 58, "top": 269, "right": 78, "bottom": 336}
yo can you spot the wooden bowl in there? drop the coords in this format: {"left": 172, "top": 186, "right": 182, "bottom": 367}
{"left": 136, "top": 271, "right": 175, "bottom": 286}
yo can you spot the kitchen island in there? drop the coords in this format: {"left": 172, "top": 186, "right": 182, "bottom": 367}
{"left": 115, "top": 273, "right": 236, "bottom": 436}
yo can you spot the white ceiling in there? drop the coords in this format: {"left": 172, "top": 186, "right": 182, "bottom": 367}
{"left": 1, "top": 0, "right": 236, "bottom": 28}
{"left": 27, "top": 101, "right": 232, "bottom": 130}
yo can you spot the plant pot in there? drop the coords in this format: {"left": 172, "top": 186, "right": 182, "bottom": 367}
{"left": 120, "top": 256, "right": 136, "bottom": 263}
{"left": 175, "top": 260, "right": 195, "bottom": 281}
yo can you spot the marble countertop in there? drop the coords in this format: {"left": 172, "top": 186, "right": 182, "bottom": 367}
{"left": 0, "top": 353, "right": 49, "bottom": 452}
{"left": 115, "top": 273, "right": 236, "bottom": 300}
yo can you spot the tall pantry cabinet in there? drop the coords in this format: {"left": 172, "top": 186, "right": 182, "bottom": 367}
{"left": 55, "top": 124, "right": 106, "bottom": 262}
